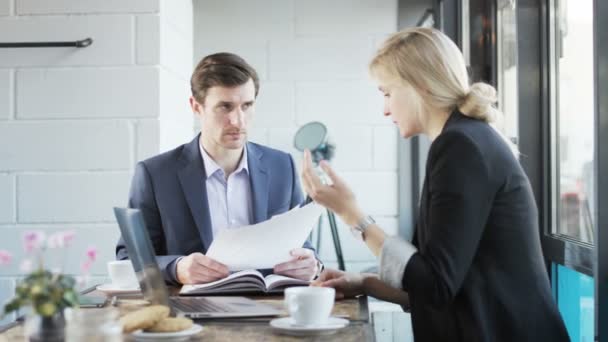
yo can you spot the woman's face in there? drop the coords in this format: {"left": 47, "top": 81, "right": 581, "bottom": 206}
{"left": 377, "top": 79, "right": 424, "bottom": 138}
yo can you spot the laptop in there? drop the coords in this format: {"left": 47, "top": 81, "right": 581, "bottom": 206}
{"left": 113, "top": 207, "right": 282, "bottom": 319}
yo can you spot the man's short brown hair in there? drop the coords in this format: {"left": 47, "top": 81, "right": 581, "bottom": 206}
{"left": 190, "top": 52, "right": 260, "bottom": 105}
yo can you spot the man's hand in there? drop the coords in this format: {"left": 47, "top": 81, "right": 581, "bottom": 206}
{"left": 311, "top": 268, "right": 367, "bottom": 299}
{"left": 176, "top": 252, "right": 230, "bottom": 284}
{"left": 273, "top": 248, "right": 318, "bottom": 281}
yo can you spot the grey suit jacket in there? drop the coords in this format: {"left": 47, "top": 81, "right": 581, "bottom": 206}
{"left": 115, "top": 135, "right": 315, "bottom": 284}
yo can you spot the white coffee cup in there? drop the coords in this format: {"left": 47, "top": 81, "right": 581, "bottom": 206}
{"left": 284, "top": 287, "right": 335, "bottom": 326}
{"left": 107, "top": 260, "right": 138, "bottom": 289}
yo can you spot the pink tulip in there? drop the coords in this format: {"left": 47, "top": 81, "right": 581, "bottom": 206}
{"left": 23, "top": 231, "right": 46, "bottom": 253}
{"left": 61, "top": 231, "right": 76, "bottom": 247}
{"left": 0, "top": 250, "right": 12, "bottom": 265}
{"left": 86, "top": 246, "right": 97, "bottom": 261}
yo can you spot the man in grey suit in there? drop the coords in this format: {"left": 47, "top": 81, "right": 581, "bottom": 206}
{"left": 116, "top": 53, "right": 321, "bottom": 285}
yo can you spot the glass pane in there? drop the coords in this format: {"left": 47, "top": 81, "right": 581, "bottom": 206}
{"left": 551, "top": 0, "right": 596, "bottom": 243}
{"left": 497, "top": 0, "right": 518, "bottom": 144}
{"left": 554, "top": 264, "right": 594, "bottom": 342}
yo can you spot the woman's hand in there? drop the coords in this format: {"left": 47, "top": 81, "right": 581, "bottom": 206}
{"left": 311, "top": 269, "right": 366, "bottom": 299}
{"left": 301, "top": 150, "right": 365, "bottom": 226}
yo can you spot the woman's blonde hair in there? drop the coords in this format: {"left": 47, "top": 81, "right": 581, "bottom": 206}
{"left": 370, "top": 27, "right": 517, "bottom": 155}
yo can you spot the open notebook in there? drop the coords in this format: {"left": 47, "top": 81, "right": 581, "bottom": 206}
{"left": 179, "top": 270, "right": 310, "bottom": 295}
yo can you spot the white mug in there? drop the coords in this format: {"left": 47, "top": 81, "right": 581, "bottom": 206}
{"left": 107, "top": 260, "right": 138, "bottom": 289}
{"left": 284, "top": 287, "right": 335, "bottom": 326}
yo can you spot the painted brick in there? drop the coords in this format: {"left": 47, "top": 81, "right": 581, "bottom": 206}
{"left": 193, "top": 38, "right": 269, "bottom": 81}
{"left": 341, "top": 172, "right": 398, "bottom": 217}
{"left": 193, "top": 0, "right": 294, "bottom": 40}
{"left": 16, "top": 0, "right": 159, "bottom": 14}
{"left": 136, "top": 119, "right": 160, "bottom": 162}
{"left": 18, "top": 172, "right": 131, "bottom": 223}
{"left": 267, "top": 127, "right": 300, "bottom": 163}
{"left": 16, "top": 67, "right": 159, "bottom": 119}
{"left": 0, "top": 175, "right": 14, "bottom": 223}
{"left": 159, "top": 69, "right": 194, "bottom": 152}
{"left": 295, "top": 0, "right": 397, "bottom": 36}
{"left": 374, "top": 126, "right": 399, "bottom": 170}
{"left": 0, "top": 69, "right": 10, "bottom": 119}
{"left": 0, "top": 121, "right": 131, "bottom": 171}
{"left": 296, "top": 81, "right": 387, "bottom": 126}
{"left": 329, "top": 125, "right": 373, "bottom": 171}
{"left": 254, "top": 82, "right": 296, "bottom": 127}
{"left": 0, "top": 16, "right": 134, "bottom": 67}
{"left": 247, "top": 127, "right": 269, "bottom": 146}
{"left": 0, "top": 0, "right": 9, "bottom": 16}
{"left": 160, "top": 0, "right": 192, "bottom": 38}
{"left": 269, "top": 39, "right": 374, "bottom": 81}
{"left": 160, "top": 19, "right": 193, "bottom": 80}
{"left": 0, "top": 225, "right": 121, "bottom": 276}
{"left": 136, "top": 15, "right": 161, "bottom": 66}
{"left": 0, "top": 279, "right": 16, "bottom": 325}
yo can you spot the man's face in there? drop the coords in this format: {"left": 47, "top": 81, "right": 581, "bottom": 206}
{"left": 191, "top": 79, "right": 256, "bottom": 151}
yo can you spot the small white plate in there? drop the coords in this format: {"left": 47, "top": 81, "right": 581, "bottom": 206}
{"left": 96, "top": 283, "right": 141, "bottom": 295}
{"left": 270, "top": 317, "right": 349, "bottom": 336}
{"left": 131, "top": 324, "right": 203, "bottom": 341}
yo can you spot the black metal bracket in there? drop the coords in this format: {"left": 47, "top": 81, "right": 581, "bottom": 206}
{"left": 0, "top": 37, "right": 93, "bottom": 48}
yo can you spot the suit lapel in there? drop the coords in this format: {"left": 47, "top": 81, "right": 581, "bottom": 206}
{"left": 177, "top": 135, "right": 214, "bottom": 251}
{"left": 247, "top": 143, "right": 269, "bottom": 224}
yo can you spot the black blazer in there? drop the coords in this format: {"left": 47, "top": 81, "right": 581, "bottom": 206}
{"left": 402, "top": 111, "right": 569, "bottom": 341}
{"left": 116, "top": 135, "right": 313, "bottom": 284}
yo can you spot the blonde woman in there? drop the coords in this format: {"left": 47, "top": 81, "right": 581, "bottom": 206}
{"left": 302, "top": 28, "right": 569, "bottom": 341}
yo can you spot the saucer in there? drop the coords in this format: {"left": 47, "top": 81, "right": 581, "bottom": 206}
{"left": 270, "top": 317, "right": 349, "bottom": 336}
{"left": 96, "top": 283, "right": 141, "bottom": 295}
{"left": 131, "top": 324, "right": 203, "bottom": 341}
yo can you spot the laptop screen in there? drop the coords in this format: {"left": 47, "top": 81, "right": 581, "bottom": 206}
{"left": 113, "top": 207, "right": 170, "bottom": 307}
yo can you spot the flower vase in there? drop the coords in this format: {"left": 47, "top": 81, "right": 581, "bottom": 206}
{"left": 25, "top": 311, "right": 66, "bottom": 342}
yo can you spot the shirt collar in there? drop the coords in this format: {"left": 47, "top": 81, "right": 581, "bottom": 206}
{"left": 199, "top": 142, "right": 249, "bottom": 180}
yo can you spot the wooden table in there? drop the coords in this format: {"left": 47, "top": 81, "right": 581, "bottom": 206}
{"left": 0, "top": 286, "right": 376, "bottom": 341}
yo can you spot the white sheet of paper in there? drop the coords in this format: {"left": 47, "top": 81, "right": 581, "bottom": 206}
{"left": 206, "top": 202, "right": 324, "bottom": 270}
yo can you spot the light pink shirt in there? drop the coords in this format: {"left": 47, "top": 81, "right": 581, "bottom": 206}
{"left": 199, "top": 144, "right": 253, "bottom": 239}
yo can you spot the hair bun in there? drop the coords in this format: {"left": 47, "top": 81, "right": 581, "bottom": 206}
{"left": 458, "top": 82, "right": 498, "bottom": 122}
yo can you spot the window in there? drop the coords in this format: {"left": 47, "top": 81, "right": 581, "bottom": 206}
{"left": 549, "top": 0, "right": 595, "bottom": 244}
{"left": 496, "top": 0, "right": 518, "bottom": 144}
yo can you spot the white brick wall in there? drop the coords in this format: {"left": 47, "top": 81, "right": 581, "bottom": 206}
{"left": 16, "top": 68, "right": 160, "bottom": 119}
{"left": 0, "top": 121, "right": 131, "bottom": 170}
{"left": 296, "top": 81, "right": 386, "bottom": 125}
{"left": 269, "top": 38, "right": 374, "bottom": 81}
{"left": 374, "top": 126, "right": 399, "bottom": 170}
{"left": 0, "top": 15, "right": 135, "bottom": 67}
{"left": 0, "top": 0, "right": 193, "bottom": 316}
{"left": 0, "top": 0, "right": 11, "bottom": 16}
{"left": 18, "top": 172, "right": 131, "bottom": 223}
{"left": 0, "top": 69, "right": 10, "bottom": 119}
{"left": 295, "top": 0, "right": 397, "bottom": 36}
{"left": 136, "top": 15, "right": 161, "bottom": 65}
{"left": 0, "top": 174, "right": 14, "bottom": 223}
{"left": 16, "top": 0, "right": 159, "bottom": 15}
{"left": 194, "top": 0, "right": 399, "bottom": 270}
